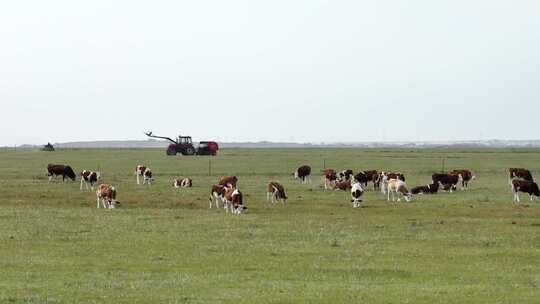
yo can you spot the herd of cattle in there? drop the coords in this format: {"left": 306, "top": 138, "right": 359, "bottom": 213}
{"left": 46, "top": 163, "right": 539, "bottom": 213}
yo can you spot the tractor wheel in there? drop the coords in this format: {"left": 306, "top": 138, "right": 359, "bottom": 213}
{"left": 166, "top": 148, "right": 177, "bottom": 156}
{"left": 185, "top": 147, "right": 195, "bottom": 155}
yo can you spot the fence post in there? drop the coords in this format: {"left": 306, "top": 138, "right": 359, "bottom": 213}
{"left": 441, "top": 158, "right": 446, "bottom": 173}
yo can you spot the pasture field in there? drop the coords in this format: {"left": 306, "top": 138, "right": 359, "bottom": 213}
{"left": 1, "top": 148, "right": 540, "bottom": 303}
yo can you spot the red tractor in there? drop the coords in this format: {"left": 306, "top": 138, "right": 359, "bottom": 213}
{"left": 145, "top": 132, "right": 219, "bottom": 156}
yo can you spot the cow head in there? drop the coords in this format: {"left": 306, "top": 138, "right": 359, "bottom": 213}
{"left": 65, "top": 166, "right": 76, "bottom": 181}
{"left": 532, "top": 183, "right": 540, "bottom": 198}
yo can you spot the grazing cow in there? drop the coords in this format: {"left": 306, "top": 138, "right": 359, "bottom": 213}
{"left": 379, "top": 172, "right": 406, "bottom": 194}
{"left": 323, "top": 169, "right": 337, "bottom": 190}
{"left": 209, "top": 184, "right": 227, "bottom": 209}
{"left": 387, "top": 179, "right": 412, "bottom": 202}
{"left": 173, "top": 178, "right": 192, "bottom": 188}
{"left": 267, "top": 181, "right": 287, "bottom": 205}
{"left": 223, "top": 187, "right": 246, "bottom": 214}
{"left": 135, "top": 165, "right": 153, "bottom": 185}
{"left": 337, "top": 169, "right": 354, "bottom": 182}
{"left": 449, "top": 169, "right": 476, "bottom": 190}
{"left": 333, "top": 180, "right": 352, "bottom": 191}
{"left": 294, "top": 165, "right": 312, "bottom": 184}
{"left": 354, "top": 170, "right": 379, "bottom": 190}
{"left": 432, "top": 173, "right": 461, "bottom": 192}
{"left": 218, "top": 176, "right": 238, "bottom": 188}
{"left": 350, "top": 181, "right": 364, "bottom": 208}
{"left": 80, "top": 170, "right": 100, "bottom": 190}
{"left": 47, "top": 164, "right": 76, "bottom": 182}
{"left": 508, "top": 168, "right": 534, "bottom": 184}
{"left": 411, "top": 183, "right": 439, "bottom": 195}
{"left": 512, "top": 179, "right": 540, "bottom": 203}
{"left": 96, "top": 184, "right": 119, "bottom": 209}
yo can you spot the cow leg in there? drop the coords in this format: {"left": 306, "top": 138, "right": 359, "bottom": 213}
{"left": 137, "top": 174, "right": 140, "bottom": 185}
{"left": 80, "top": 178, "right": 84, "bottom": 190}
{"left": 97, "top": 197, "right": 101, "bottom": 208}
{"left": 514, "top": 192, "right": 520, "bottom": 203}
{"left": 530, "top": 194, "right": 533, "bottom": 201}
{"left": 266, "top": 192, "right": 271, "bottom": 203}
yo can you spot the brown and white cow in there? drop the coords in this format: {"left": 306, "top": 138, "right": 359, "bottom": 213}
{"left": 333, "top": 180, "right": 352, "bottom": 191}
{"left": 294, "top": 165, "right": 312, "bottom": 184}
{"left": 323, "top": 169, "right": 337, "bottom": 190}
{"left": 512, "top": 179, "right": 540, "bottom": 203}
{"left": 449, "top": 169, "right": 476, "bottom": 190}
{"left": 387, "top": 179, "right": 412, "bottom": 202}
{"left": 267, "top": 181, "right": 287, "bottom": 205}
{"left": 218, "top": 176, "right": 238, "bottom": 188}
{"left": 80, "top": 170, "right": 100, "bottom": 190}
{"left": 508, "top": 168, "right": 534, "bottom": 185}
{"left": 209, "top": 184, "right": 227, "bottom": 209}
{"left": 96, "top": 184, "right": 119, "bottom": 209}
{"left": 223, "top": 187, "right": 246, "bottom": 214}
{"left": 135, "top": 165, "right": 153, "bottom": 185}
{"left": 173, "top": 178, "right": 192, "bottom": 188}
{"left": 47, "top": 164, "right": 76, "bottom": 182}
{"left": 379, "top": 171, "right": 406, "bottom": 194}
{"left": 411, "top": 182, "right": 439, "bottom": 195}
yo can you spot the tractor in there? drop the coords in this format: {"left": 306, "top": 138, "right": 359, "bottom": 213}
{"left": 144, "top": 132, "right": 219, "bottom": 156}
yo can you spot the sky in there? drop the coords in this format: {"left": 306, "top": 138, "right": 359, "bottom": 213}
{"left": 1, "top": 1, "right": 539, "bottom": 146}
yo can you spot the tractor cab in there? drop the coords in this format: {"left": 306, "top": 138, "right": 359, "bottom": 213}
{"left": 177, "top": 136, "right": 193, "bottom": 145}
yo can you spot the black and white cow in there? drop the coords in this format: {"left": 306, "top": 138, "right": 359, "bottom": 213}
{"left": 512, "top": 179, "right": 540, "bottom": 203}
{"left": 80, "top": 170, "right": 100, "bottom": 190}
{"left": 350, "top": 180, "right": 364, "bottom": 208}
{"left": 432, "top": 173, "right": 461, "bottom": 193}
{"left": 337, "top": 169, "right": 354, "bottom": 182}
{"left": 411, "top": 182, "right": 439, "bottom": 194}
{"left": 47, "top": 164, "right": 76, "bottom": 182}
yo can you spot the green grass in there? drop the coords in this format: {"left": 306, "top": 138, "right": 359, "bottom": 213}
{"left": 1, "top": 148, "right": 540, "bottom": 303}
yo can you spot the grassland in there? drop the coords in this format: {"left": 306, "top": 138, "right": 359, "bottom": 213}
{"left": 0, "top": 148, "right": 539, "bottom": 303}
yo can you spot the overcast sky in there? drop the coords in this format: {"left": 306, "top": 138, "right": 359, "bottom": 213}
{"left": 1, "top": 1, "right": 539, "bottom": 145}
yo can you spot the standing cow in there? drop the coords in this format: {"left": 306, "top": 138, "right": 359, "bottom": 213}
{"left": 323, "top": 169, "right": 337, "bottom": 190}
{"left": 223, "top": 187, "right": 246, "bottom": 214}
{"left": 96, "top": 184, "right": 119, "bottom": 209}
{"left": 350, "top": 180, "right": 364, "bottom": 208}
{"left": 209, "top": 184, "right": 227, "bottom": 209}
{"left": 80, "top": 170, "right": 100, "bottom": 190}
{"left": 432, "top": 173, "right": 461, "bottom": 193}
{"left": 267, "top": 181, "right": 287, "bottom": 205}
{"left": 294, "top": 165, "right": 312, "bottom": 184}
{"left": 135, "top": 165, "right": 153, "bottom": 185}
{"left": 449, "top": 169, "right": 476, "bottom": 190}
{"left": 512, "top": 179, "right": 540, "bottom": 203}
{"left": 379, "top": 172, "right": 406, "bottom": 194}
{"left": 387, "top": 179, "right": 412, "bottom": 202}
{"left": 47, "top": 164, "right": 76, "bottom": 182}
